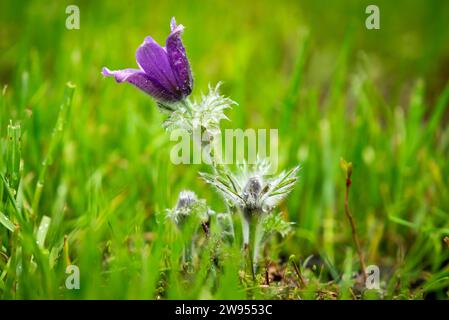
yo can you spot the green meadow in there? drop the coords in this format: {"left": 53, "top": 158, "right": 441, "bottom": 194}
{"left": 0, "top": 0, "right": 449, "bottom": 299}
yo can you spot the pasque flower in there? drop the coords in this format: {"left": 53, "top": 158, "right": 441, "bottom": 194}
{"left": 165, "top": 190, "right": 210, "bottom": 227}
{"left": 102, "top": 17, "right": 193, "bottom": 103}
{"left": 200, "top": 160, "right": 300, "bottom": 220}
{"left": 200, "top": 159, "right": 299, "bottom": 271}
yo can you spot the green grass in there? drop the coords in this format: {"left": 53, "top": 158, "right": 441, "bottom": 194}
{"left": 1, "top": 0, "right": 449, "bottom": 299}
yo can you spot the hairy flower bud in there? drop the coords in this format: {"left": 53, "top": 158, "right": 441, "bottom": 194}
{"left": 176, "top": 190, "right": 198, "bottom": 210}
{"left": 242, "top": 176, "right": 262, "bottom": 216}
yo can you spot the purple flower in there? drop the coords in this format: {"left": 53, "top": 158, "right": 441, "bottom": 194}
{"left": 102, "top": 17, "right": 193, "bottom": 103}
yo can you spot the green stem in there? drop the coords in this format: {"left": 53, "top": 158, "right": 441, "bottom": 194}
{"left": 242, "top": 212, "right": 263, "bottom": 279}
{"left": 181, "top": 99, "right": 193, "bottom": 115}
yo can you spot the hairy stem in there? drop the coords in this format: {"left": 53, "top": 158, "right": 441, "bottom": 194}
{"left": 242, "top": 212, "right": 263, "bottom": 280}
{"left": 181, "top": 98, "right": 193, "bottom": 115}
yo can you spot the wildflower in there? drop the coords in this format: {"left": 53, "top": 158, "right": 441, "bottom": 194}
{"left": 166, "top": 190, "right": 200, "bottom": 226}
{"left": 176, "top": 190, "right": 198, "bottom": 211}
{"left": 200, "top": 159, "right": 299, "bottom": 246}
{"left": 165, "top": 190, "right": 211, "bottom": 266}
{"left": 163, "top": 83, "right": 236, "bottom": 137}
{"left": 102, "top": 17, "right": 193, "bottom": 104}
{"left": 165, "top": 190, "right": 211, "bottom": 229}
{"left": 201, "top": 159, "right": 299, "bottom": 220}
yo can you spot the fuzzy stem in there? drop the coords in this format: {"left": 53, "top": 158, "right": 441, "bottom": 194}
{"left": 181, "top": 98, "right": 193, "bottom": 115}
{"left": 242, "top": 211, "right": 264, "bottom": 279}
{"left": 252, "top": 219, "right": 263, "bottom": 271}
{"left": 241, "top": 213, "right": 250, "bottom": 247}
{"left": 241, "top": 213, "right": 253, "bottom": 279}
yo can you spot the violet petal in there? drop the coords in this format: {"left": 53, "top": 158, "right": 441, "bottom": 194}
{"left": 166, "top": 17, "right": 193, "bottom": 97}
{"left": 135, "top": 37, "right": 181, "bottom": 99}
{"left": 102, "top": 67, "right": 180, "bottom": 102}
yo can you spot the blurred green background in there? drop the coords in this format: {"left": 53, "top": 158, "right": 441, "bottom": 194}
{"left": 0, "top": 0, "right": 449, "bottom": 299}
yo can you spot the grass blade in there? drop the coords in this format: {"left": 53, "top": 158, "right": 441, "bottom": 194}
{"left": 0, "top": 210, "right": 15, "bottom": 232}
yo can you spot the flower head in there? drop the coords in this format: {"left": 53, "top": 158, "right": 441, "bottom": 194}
{"left": 175, "top": 190, "right": 198, "bottom": 212}
{"left": 102, "top": 17, "right": 193, "bottom": 103}
{"left": 165, "top": 190, "right": 209, "bottom": 227}
{"left": 200, "top": 159, "right": 300, "bottom": 218}
{"left": 162, "top": 83, "right": 236, "bottom": 136}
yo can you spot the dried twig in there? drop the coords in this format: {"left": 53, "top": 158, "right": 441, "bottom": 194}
{"left": 265, "top": 264, "right": 270, "bottom": 286}
{"left": 289, "top": 255, "right": 307, "bottom": 288}
{"left": 340, "top": 159, "right": 367, "bottom": 283}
